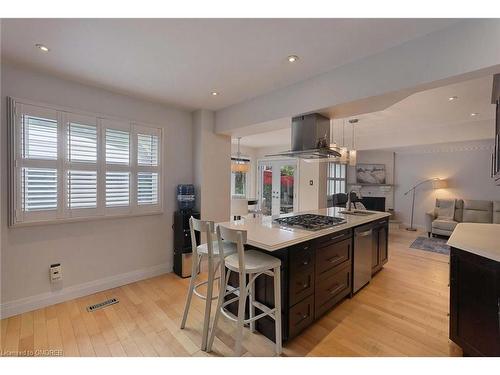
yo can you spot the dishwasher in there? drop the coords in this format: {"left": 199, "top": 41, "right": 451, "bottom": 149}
{"left": 353, "top": 224, "right": 373, "bottom": 293}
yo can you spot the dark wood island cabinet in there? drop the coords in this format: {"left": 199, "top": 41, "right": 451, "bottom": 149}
{"left": 449, "top": 247, "right": 500, "bottom": 356}
{"left": 225, "top": 217, "right": 389, "bottom": 344}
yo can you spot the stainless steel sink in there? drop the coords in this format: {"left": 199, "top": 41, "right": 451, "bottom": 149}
{"left": 339, "top": 210, "right": 376, "bottom": 216}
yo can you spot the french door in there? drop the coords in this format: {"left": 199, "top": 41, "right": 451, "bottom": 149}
{"left": 258, "top": 159, "right": 298, "bottom": 216}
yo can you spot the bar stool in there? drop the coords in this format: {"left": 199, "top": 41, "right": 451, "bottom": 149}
{"left": 180, "top": 217, "right": 237, "bottom": 351}
{"left": 207, "top": 225, "right": 282, "bottom": 356}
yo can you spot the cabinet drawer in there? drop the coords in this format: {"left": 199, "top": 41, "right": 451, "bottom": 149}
{"left": 289, "top": 267, "right": 314, "bottom": 306}
{"left": 315, "top": 264, "right": 351, "bottom": 319}
{"left": 289, "top": 242, "right": 315, "bottom": 274}
{"left": 314, "top": 229, "right": 351, "bottom": 247}
{"left": 289, "top": 294, "right": 314, "bottom": 339}
{"left": 316, "top": 238, "right": 351, "bottom": 280}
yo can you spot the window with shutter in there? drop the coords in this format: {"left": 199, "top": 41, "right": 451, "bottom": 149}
{"left": 9, "top": 98, "right": 163, "bottom": 225}
{"left": 22, "top": 168, "right": 58, "bottom": 211}
{"left": 137, "top": 172, "right": 158, "bottom": 205}
{"left": 22, "top": 115, "right": 58, "bottom": 160}
{"left": 327, "top": 162, "right": 347, "bottom": 196}
{"left": 106, "top": 172, "right": 130, "bottom": 207}
{"left": 68, "top": 122, "right": 97, "bottom": 163}
{"left": 106, "top": 128, "right": 130, "bottom": 165}
{"left": 138, "top": 134, "right": 159, "bottom": 166}
{"left": 134, "top": 126, "right": 160, "bottom": 209}
{"left": 67, "top": 170, "right": 97, "bottom": 209}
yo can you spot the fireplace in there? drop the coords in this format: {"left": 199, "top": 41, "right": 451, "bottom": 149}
{"left": 361, "top": 196, "right": 386, "bottom": 212}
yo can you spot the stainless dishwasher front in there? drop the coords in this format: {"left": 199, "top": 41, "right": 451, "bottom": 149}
{"left": 353, "top": 224, "right": 373, "bottom": 293}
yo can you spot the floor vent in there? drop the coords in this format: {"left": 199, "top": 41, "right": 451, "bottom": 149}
{"left": 86, "top": 298, "right": 119, "bottom": 312}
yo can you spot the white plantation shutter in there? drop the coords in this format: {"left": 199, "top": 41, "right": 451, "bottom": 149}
{"left": 22, "top": 168, "right": 58, "bottom": 211}
{"left": 134, "top": 126, "right": 161, "bottom": 210}
{"left": 68, "top": 170, "right": 97, "bottom": 209}
{"left": 106, "top": 128, "right": 130, "bottom": 165}
{"left": 68, "top": 122, "right": 97, "bottom": 163}
{"left": 137, "top": 172, "right": 158, "bottom": 205}
{"left": 15, "top": 104, "right": 60, "bottom": 222}
{"left": 104, "top": 121, "right": 132, "bottom": 213}
{"left": 9, "top": 98, "right": 163, "bottom": 225}
{"left": 22, "top": 115, "right": 58, "bottom": 160}
{"left": 106, "top": 172, "right": 130, "bottom": 207}
{"left": 137, "top": 134, "right": 159, "bottom": 166}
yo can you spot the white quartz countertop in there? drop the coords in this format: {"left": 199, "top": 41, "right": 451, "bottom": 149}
{"left": 218, "top": 208, "right": 391, "bottom": 251}
{"left": 447, "top": 223, "right": 500, "bottom": 262}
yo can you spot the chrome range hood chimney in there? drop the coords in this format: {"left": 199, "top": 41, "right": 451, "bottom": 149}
{"left": 266, "top": 113, "right": 341, "bottom": 159}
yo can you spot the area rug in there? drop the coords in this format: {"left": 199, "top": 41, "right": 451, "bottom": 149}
{"left": 409, "top": 236, "right": 450, "bottom": 255}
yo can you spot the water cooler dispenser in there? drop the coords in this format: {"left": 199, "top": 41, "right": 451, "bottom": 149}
{"left": 173, "top": 184, "right": 199, "bottom": 278}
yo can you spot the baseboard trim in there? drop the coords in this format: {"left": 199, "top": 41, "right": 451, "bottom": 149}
{"left": 0, "top": 262, "right": 172, "bottom": 319}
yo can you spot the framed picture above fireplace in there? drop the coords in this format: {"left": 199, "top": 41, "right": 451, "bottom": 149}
{"left": 356, "top": 163, "right": 386, "bottom": 184}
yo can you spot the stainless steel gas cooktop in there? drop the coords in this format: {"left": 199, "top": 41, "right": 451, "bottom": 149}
{"left": 274, "top": 214, "right": 347, "bottom": 231}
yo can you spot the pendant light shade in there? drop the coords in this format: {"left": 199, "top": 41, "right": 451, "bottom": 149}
{"left": 231, "top": 161, "right": 250, "bottom": 173}
{"left": 349, "top": 149, "right": 357, "bottom": 166}
{"left": 348, "top": 118, "right": 358, "bottom": 166}
{"left": 231, "top": 137, "right": 250, "bottom": 173}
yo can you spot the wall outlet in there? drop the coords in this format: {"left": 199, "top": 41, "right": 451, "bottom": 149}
{"left": 50, "top": 263, "right": 62, "bottom": 283}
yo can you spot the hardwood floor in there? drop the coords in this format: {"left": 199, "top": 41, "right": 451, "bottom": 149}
{"left": 0, "top": 228, "right": 461, "bottom": 357}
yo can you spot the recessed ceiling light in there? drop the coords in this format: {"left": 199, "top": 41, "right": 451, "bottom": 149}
{"left": 287, "top": 55, "right": 299, "bottom": 63}
{"left": 470, "top": 112, "right": 479, "bottom": 117}
{"left": 448, "top": 96, "right": 458, "bottom": 101}
{"left": 35, "top": 44, "right": 50, "bottom": 52}
{"left": 211, "top": 91, "right": 219, "bottom": 96}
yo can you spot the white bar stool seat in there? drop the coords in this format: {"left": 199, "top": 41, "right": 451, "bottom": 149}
{"left": 224, "top": 250, "right": 280, "bottom": 273}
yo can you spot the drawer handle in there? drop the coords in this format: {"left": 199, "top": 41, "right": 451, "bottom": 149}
{"left": 301, "top": 282, "right": 309, "bottom": 288}
{"left": 303, "top": 246, "right": 309, "bottom": 250}
{"left": 296, "top": 311, "right": 310, "bottom": 323}
{"left": 302, "top": 260, "right": 310, "bottom": 266}
{"left": 498, "top": 297, "right": 500, "bottom": 333}
{"left": 327, "top": 255, "right": 341, "bottom": 263}
{"left": 330, "top": 234, "right": 344, "bottom": 241}
{"left": 328, "top": 284, "right": 344, "bottom": 295}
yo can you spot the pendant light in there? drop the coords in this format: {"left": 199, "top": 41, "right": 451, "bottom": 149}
{"left": 349, "top": 119, "right": 358, "bottom": 166}
{"left": 231, "top": 137, "right": 250, "bottom": 173}
{"left": 339, "top": 119, "right": 349, "bottom": 164}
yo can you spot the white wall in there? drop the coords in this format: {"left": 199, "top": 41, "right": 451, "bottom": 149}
{"left": 393, "top": 139, "right": 500, "bottom": 229}
{"left": 192, "top": 110, "right": 231, "bottom": 222}
{"left": 1, "top": 63, "right": 193, "bottom": 316}
{"left": 347, "top": 150, "right": 395, "bottom": 210}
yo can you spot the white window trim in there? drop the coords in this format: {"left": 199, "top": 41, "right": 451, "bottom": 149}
{"left": 8, "top": 97, "right": 164, "bottom": 227}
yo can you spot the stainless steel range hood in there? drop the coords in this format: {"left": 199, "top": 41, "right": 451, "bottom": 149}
{"left": 266, "top": 113, "right": 341, "bottom": 159}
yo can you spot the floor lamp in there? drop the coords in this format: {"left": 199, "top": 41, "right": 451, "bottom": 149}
{"left": 404, "top": 178, "right": 448, "bottom": 231}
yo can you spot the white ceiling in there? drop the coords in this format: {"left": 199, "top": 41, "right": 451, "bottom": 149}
{"left": 1, "top": 19, "right": 457, "bottom": 111}
{"left": 237, "top": 75, "right": 496, "bottom": 149}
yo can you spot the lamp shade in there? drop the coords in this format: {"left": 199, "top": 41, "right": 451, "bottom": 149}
{"left": 432, "top": 179, "right": 448, "bottom": 189}
{"left": 231, "top": 162, "right": 250, "bottom": 173}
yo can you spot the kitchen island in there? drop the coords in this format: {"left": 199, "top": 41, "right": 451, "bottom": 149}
{"left": 218, "top": 207, "right": 391, "bottom": 343}
{"left": 447, "top": 223, "right": 500, "bottom": 356}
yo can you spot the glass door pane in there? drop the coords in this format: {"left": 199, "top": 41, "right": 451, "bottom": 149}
{"left": 259, "top": 159, "right": 297, "bottom": 216}
{"left": 279, "top": 164, "right": 295, "bottom": 214}
{"left": 260, "top": 164, "right": 273, "bottom": 216}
